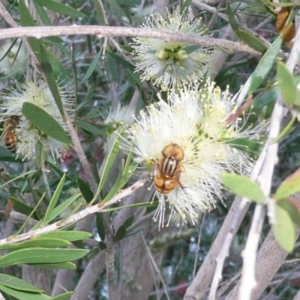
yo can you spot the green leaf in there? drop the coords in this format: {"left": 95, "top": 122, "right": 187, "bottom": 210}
{"left": 39, "top": 230, "right": 91, "bottom": 241}
{"left": 52, "top": 292, "right": 74, "bottom": 300}
{"left": 0, "top": 238, "right": 70, "bottom": 251}
{"left": 123, "top": 216, "right": 134, "bottom": 228}
{"left": 277, "top": 61, "right": 300, "bottom": 107}
{"left": 108, "top": 0, "right": 127, "bottom": 17}
{"left": 46, "top": 49, "right": 70, "bottom": 80}
{"left": 8, "top": 196, "right": 37, "bottom": 219}
{"left": 115, "top": 225, "right": 126, "bottom": 241}
{"left": 93, "top": 0, "right": 106, "bottom": 25}
{"left": 222, "top": 138, "right": 263, "bottom": 156}
{"left": 274, "top": 169, "right": 300, "bottom": 201}
{"left": 0, "top": 285, "right": 50, "bottom": 300}
{"left": 0, "top": 248, "right": 89, "bottom": 268}
{"left": 81, "top": 50, "right": 102, "bottom": 83}
{"left": 277, "top": 198, "right": 300, "bottom": 227}
{"left": 273, "top": 204, "right": 295, "bottom": 252}
{"left": 96, "top": 214, "right": 105, "bottom": 241}
{"left": 28, "top": 262, "right": 76, "bottom": 269}
{"left": 0, "top": 274, "right": 43, "bottom": 292}
{"left": 19, "top": 0, "right": 43, "bottom": 62}
{"left": 237, "top": 29, "right": 267, "bottom": 53}
{"left": 92, "top": 137, "right": 120, "bottom": 204}
{"left": 226, "top": 3, "right": 239, "bottom": 33}
{"left": 249, "top": 35, "right": 283, "bottom": 94}
{"left": 115, "top": 216, "right": 134, "bottom": 241}
{"left": 40, "top": 45, "right": 65, "bottom": 117}
{"left": 34, "top": 0, "right": 86, "bottom": 17}
{"left": 108, "top": 51, "right": 142, "bottom": 86}
{"left": 103, "top": 170, "right": 122, "bottom": 202}
{"left": 33, "top": 1, "right": 52, "bottom": 25}
{"left": 76, "top": 120, "right": 105, "bottom": 136}
{"left": 77, "top": 178, "right": 93, "bottom": 203}
{"left": 22, "top": 102, "right": 70, "bottom": 145}
{"left": 221, "top": 173, "right": 266, "bottom": 203}
{"left": 43, "top": 174, "right": 66, "bottom": 225}
{"left": 181, "top": 0, "right": 193, "bottom": 13}
{"left": 183, "top": 45, "right": 203, "bottom": 54}
{"left": 45, "top": 193, "right": 81, "bottom": 223}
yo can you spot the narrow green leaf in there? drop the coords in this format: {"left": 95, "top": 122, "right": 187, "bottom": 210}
{"left": 222, "top": 138, "right": 262, "bottom": 156}
{"left": 115, "top": 225, "right": 126, "bottom": 241}
{"left": 96, "top": 214, "right": 105, "bottom": 241}
{"left": 0, "top": 274, "right": 43, "bottom": 292}
{"left": 81, "top": 50, "right": 102, "bottom": 83}
{"left": 249, "top": 35, "right": 283, "bottom": 94}
{"left": 34, "top": 0, "right": 86, "bottom": 17}
{"left": 22, "top": 102, "right": 70, "bottom": 144}
{"left": 16, "top": 193, "right": 46, "bottom": 235}
{"left": 0, "top": 248, "right": 89, "bottom": 268}
{"left": 108, "top": 0, "right": 127, "bottom": 17}
{"left": 272, "top": 116, "right": 295, "bottom": 143}
{"left": 93, "top": 0, "right": 106, "bottom": 25}
{"left": 274, "top": 169, "right": 300, "bottom": 201}
{"left": 0, "top": 238, "right": 69, "bottom": 251}
{"left": 43, "top": 174, "right": 66, "bottom": 224}
{"left": 45, "top": 193, "right": 81, "bottom": 223}
{"left": 76, "top": 120, "right": 105, "bottom": 136}
{"left": 28, "top": 262, "right": 76, "bottom": 269}
{"left": 103, "top": 170, "right": 122, "bottom": 202}
{"left": 108, "top": 51, "right": 142, "bottom": 86}
{"left": 77, "top": 178, "right": 93, "bottom": 203}
{"left": 46, "top": 49, "right": 70, "bottom": 80}
{"left": 0, "top": 285, "right": 50, "bottom": 300}
{"left": 19, "top": 0, "right": 43, "bottom": 62}
{"left": 33, "top": 1, "right": 52, "bottom": 25}
{"left": 40, "top": 45, "right": 65, "bottom": 117}
{"left": 277, "top": 198, "right": 300, "bottom": 227}
{"left": 8, "top": 196, "right": 37, "bottom": 219}
{"left": 91, "top": 137, "right": 120, "bottom": 204}
{"left": 221, "top": 173, "right": 266, "bottom": 203}
{"left": 226, "top": 4, "right": 239, "bottom": 33}
{"left": 52, "top": 292, "right": 74, "bottom": 300}
{"left": 39, "top": 230, "right": 91, "bottom": 241}
{"left": 277, "top": 61, "right": 300, "bottom": 107}
{"left": 123, "top": 216, "right": 134, "bottom": 229}
{"left": 273, "top": 204, "right": 295, "bottom": 252}
{"left": 238, "top": 29, "right": 267, "bottom": 53}
{"left": 181, "top": 0, "right": 193, "bottom": 13}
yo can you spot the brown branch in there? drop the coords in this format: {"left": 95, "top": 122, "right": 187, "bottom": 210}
{"left": 0, "top": 26, "right": 261, "bottom": 55}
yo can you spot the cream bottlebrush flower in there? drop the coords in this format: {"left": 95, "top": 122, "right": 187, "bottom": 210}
{"left": 124, "top": 80, "right": 264, "bottom": 228}
{"left": 132, "top": 7, "right": 212, "bottom": 91}
{"left": 0, "top": 80, "right": 73, "bottom": 160}
{"left": 0, "top": 39, "right": 27, "bottom": 76}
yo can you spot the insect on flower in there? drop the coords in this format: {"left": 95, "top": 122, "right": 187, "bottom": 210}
{"left": 154, "top": 143, "right": 185, "bottom": 194}
{"left": 3, "top": 116, "right": 20, "bottom": 153}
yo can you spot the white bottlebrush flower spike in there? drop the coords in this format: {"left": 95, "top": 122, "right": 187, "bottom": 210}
{"left": 132, "top": 7, "right": 212, "bottom": 91}
{"left": 0, "top": 80, "right": 73, "bottom": 160}
{"left": 124, "top": 80, "right": 265, "bottom": 228}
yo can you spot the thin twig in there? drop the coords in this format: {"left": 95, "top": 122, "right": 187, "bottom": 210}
{"left": 193, "top": 214, "right": 205, "bottom": 278}
{"left": 0, "top": 179, "right": 146, "bottom": 246}
{"left": 142, "top": 233, "right": 171, "bottom": 300}
{"left": 0, "top": 26, "right": 261, "bottom": 55}
{"left": 238, "top": 26, "right": 300, "bottom": 300}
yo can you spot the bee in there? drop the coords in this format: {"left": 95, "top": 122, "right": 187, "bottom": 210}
{"left": 154, "top": 143, "right": 185, "bottom": 194}
{"left": 3, "top": 116, "right": 20, "bottom": 153}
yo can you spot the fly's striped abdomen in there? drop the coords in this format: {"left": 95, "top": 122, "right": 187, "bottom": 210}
{"left": 162, "top": 157, "right": 178, "bottom": 177}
